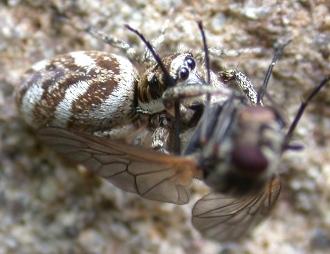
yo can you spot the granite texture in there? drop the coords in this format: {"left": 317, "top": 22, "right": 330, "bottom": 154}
{"left": 0, "top": 0, "right": 329, "bottom": 253}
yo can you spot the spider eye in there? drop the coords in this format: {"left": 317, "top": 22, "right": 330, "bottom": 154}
{"left": 149, "top": 75, "right": 161, "bottom": 98}
{"left": 185, "top": 57, "right": 196, "bottom": 70}
{"left": 150, "top": 75, "right": 158, "bottom": 86}
{"left": 179, "top": 67, "right": 189, "bottom": 80}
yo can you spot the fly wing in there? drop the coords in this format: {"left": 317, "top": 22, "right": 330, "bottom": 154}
{"left": 192, "top": 176, "right": 281, "bottom": 242}
{"left": 39, "top": 127, "right": 200, "bottom": 204}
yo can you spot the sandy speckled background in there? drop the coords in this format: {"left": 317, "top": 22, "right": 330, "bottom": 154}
{"left": 0, "top": 1, "right": 329, "bottom": 253}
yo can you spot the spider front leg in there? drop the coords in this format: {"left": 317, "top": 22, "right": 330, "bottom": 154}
{"left": 220, "top": 69, "right": 259, "bottom": 105}
{"left": 86, "top": 27, "right": 140, "bottom": 62}
{"left": 148, "top": 104, "right": 200, "bottom": 154}
{"left": 149, "top": 113, "right": 171, "bottom": 153}
{"left": 141, "top": 21, "right": 170, "bottom": 64}
{"left": 88, "top": 22, "right": 170, "bottom": 65}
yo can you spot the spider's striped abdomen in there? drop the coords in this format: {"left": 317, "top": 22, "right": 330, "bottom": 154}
{"left": 17, "top": 51, "right": 139, "bottom": 132}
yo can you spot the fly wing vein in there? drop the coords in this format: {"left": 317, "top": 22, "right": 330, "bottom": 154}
{"left": 39, "top": 127, "right": 194, "bottom": 204}
{"left": 192, "top": 177, "right": 281, "bottom": 242}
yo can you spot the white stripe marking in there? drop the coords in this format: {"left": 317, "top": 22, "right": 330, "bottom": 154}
{"left": 70, "top": 51, "right": 96, "bottom": 71}
{"left": 52, "top": 80, "right": 91, "bottom": 127}
{"left": 21, "top": 82, "right": 44, "bottom": 126}
{"left": 89, "top": 55, "right": 138, "bottom": 126}
{"left": 32, "top": 59, "right": 49, "bottom": 71}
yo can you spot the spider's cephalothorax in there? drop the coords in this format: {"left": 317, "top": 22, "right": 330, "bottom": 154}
{"left": 136, "top": 52, "right": 204, "bottom": 114}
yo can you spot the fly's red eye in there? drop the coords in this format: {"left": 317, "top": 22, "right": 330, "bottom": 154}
{"left": 231, "top": 145, "right": 268, "bottom": 176}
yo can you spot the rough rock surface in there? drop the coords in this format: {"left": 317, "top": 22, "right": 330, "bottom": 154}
{"left": 0, "top": 1, "right": 329, "bottom": 253}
